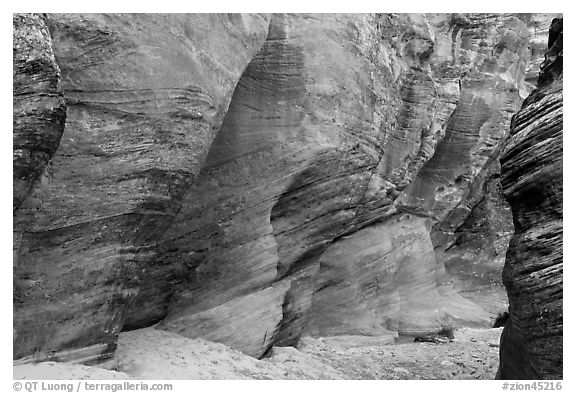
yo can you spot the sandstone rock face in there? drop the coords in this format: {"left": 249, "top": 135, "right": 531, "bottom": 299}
{"left": 515, "top": 13, "right": 562, "bottom": 94}
{"left": 13, "top": 13, "right": 554, "bottom": 363}
{"left": 13, "top": 14, "right": 66, "bottom": 213}
{"left": 13, "top": 13, "right": 270, "bottom": 363}
{"left": 137, "top": 13, "right": 534, "bottom": 355}
{"left": 498, "top": 18, "right": 563, "bottom": 380}
{"left": 441, "top": 172, "right": 513, "bottom": 322}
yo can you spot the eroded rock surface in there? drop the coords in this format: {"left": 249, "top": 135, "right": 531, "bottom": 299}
{"left": 516, "top": 13, "right": 562, "bottom": 94}
{"left": 13, "top": 13, "right": 556, "bottom": 363}
{"left": 140, "top": 13, "right": 535, "bottom": 355}
{"left": 13, "top": 13, "right": 270, "bottom": 363}
{"left": 498, "top": 18, "right": 563, "bottom": 380}
{"left": 13, "top": 14, "right": 66, "bottom": 213}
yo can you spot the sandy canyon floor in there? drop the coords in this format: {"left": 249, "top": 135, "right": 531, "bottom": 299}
{"left": 14, "top": 327, "right": 502, "bottom": 380}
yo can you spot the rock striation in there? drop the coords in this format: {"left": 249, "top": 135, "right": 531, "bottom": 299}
{"left": 498, "top": 18, "right": 563, "bottom": 380}
{"left": 13, "top": 13, "right": 557, "bottom": 363}
{"left": 515, "top": 13, "right": 562, "bottom": 94}
{"left": 13, "top": 13, "right": 270, "bottom": 363}
{"left": 13, "top": 14, "right": 66, "bottom": 213}
{"left": 152, "top": 13, "right": 532, "bottom": 355}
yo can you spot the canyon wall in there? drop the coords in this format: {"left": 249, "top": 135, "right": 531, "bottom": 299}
{"left": 13, "top": 14, "right": 66, "bottom": 213}
{"left": 498, "top": 18, "right": 563, "bottom": 380}
{"left": 13, "top": 13, "right": 553, "bottom": 363}
{"left": 13, "top": 13, "right": 271, "bottom": 363}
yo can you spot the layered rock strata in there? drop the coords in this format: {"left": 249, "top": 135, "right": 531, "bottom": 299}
{"left": 135, "top": 13, "right": 533, "bottom": 355}
{"left": 498, "top": 18, "right": 563, "bottom": 380}
{"left": 13, "top": 13, "right": 270, "bottom": 363}
{"left": 13, "top": 13, "right": 553, "bottom": 362}
{"left": 515, "top": 13, "right": 562, "bottom": 93}
{"left": 13, "top": 14, "right": 66, "bottom": 213}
